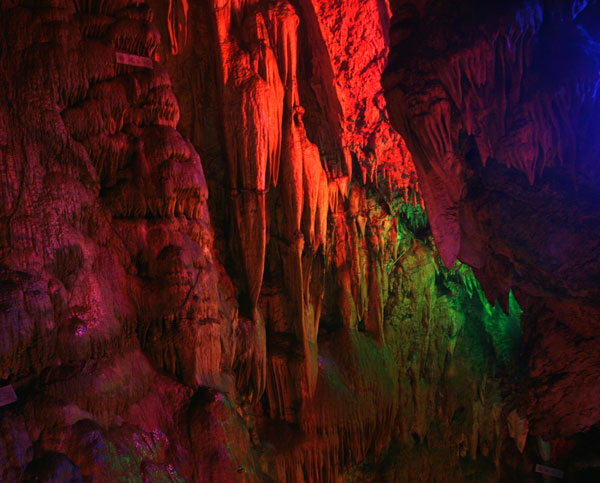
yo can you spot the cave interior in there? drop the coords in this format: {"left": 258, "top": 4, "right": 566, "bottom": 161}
{"left": 1, "top": 0, "right": 600, "bottom": 481}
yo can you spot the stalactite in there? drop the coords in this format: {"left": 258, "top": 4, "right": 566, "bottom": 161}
{"left": 264, "top": 0, "right": 300, "bottom": 109}
{"left": 0, "top": 1, "right": 551, "bottom": 481}
{"left": 234, "top": 314, "right": 267, "bottom": 401}
{"left": 213, "top": 0, "right": 288, "bottom": 311}
{"left": 167, "top": 0, "right": 188, "bottom": 54}
{"left": 301, "top": 115, "right": 329, "bottom": 251}
{"left": 265, "top": 334, "right": 301, "bottom": 423}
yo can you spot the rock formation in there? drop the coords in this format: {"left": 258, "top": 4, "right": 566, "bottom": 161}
{"left": 0, "top": 0, "right": 597, "bottom": 481}
{"left": 384, "top": 0, "right": 600, "bottom": 442}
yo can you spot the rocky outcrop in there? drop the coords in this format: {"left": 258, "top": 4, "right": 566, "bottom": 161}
{"left": 383, "top": 0, "right": 600, "bottom": 442}
{"left": 0, "top": 1, "right": 231, "bottom": 480}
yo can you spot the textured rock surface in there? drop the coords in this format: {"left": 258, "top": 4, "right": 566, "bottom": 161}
{"left": 0, "top": 0, "right": 596, "bottom": 481}
{"left": 383, "top": 0, "right": 600, "bottom": 449}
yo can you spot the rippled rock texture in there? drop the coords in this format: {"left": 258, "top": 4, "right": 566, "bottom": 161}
{"left": 1, "top": 0, "right": 591, "bottom": 481}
